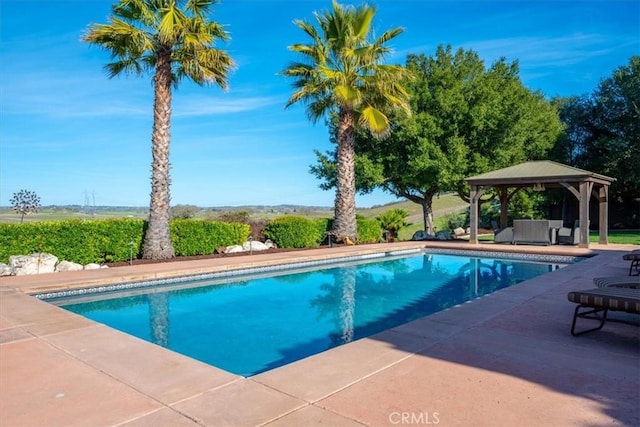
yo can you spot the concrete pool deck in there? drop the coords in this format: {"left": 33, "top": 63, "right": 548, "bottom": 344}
{"left": 1, "top": 241, "right": 639, "bottom": 426}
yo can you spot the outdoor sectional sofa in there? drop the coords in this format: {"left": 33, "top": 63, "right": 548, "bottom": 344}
{"left": 512, "top": 219, "right": 552, "bottom": 245}
{"left": 494, "top": 219, "right": 564, "bottom": 245}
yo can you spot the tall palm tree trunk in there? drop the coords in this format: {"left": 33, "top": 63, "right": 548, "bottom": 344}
{"left": 143, "top": 48, "right": 175, "bottom": 259}
{"left": 333, "top": 109, "right": 358, "bottom": 242}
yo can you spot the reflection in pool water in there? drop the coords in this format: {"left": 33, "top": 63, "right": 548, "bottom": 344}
{"left": 58, "top": 252, "right": 567, "bottom": 376}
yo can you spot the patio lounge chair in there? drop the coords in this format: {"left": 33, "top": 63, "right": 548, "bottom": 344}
{"left": 557, "top": 220, "right": 586, "bottom": 245}
{"left": 622, "top": 249, "right": 640, "bottom": 276}
{"left": 548, "top": 220, "right": 564, "bottom": 244}
{"left": 593, "top": 276, "right": 640, "bottom": 288}
{"left": 567, "top": 287, "right": 640, "bottom": 336}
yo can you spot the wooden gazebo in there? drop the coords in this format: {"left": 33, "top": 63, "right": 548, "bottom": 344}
{"left": 465, "top": 161, "right": 615, "bottom": 248}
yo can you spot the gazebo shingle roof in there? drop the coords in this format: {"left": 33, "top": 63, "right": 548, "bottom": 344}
{"left": 466, "top": 160, "right": 615, "bottom": 186}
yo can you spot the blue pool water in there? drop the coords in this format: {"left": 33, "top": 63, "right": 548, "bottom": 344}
{"left": 56, "top": 251, "right": 569, "bottom": 376}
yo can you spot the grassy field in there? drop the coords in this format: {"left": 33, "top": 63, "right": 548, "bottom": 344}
{"left": 0, "top": 194, "right": 468, "bottom": 225}
{"left": 0, "top": 207, "right": 149, "bottom": 223}
{"left": 357, "top": 194, "right": 469, "bottom": 240}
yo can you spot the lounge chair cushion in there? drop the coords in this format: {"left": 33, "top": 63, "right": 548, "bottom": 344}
{"left": 567, "top": 287, "right": 640, "bottom": 314}
{"left": 593, "top": 276, "right": 640, "bottom": 288}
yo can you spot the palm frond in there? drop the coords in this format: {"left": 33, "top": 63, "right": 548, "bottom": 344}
{"left": 115, "top": 0, "right": 158, "bottom": 28}
{"left": 307, "top": 97, "right": 334, "bottom": 123}
{"left": 373, "top": 28, "right": 404, "bottom": 47}
{"left": 158, "top": 4, "right": 185, "bottom": 43}
{"left": 185, "top": 0, "right": 214, "bottom": 16}
{"left": 334, "top": 84, "right": 361, "bottom": 106}
{"left": 359, "top": 105, "right": 391, "bottom": 138}
{"left": 353, "top": 4, "right": 375, "bottom": 41}
{"left": 288, "top": 43, "right": 325, "bottom": 63}
{"left": 280, "top": 62, "right": 314, "bottom": 78}
{"left": 175, "top": 47, "right": 234, "bottom": 87}
{"left": 203, "top": 21, "right": 230, "bottom": 41}
{"left": 293, "top": 20, "right": 323, "bottom": 48}
{"left": 282, "top": 0, "right": 411, "bottom": 138}
{"left": 105, "top": 58, "right": 146, "bottom": 78}
{"left": 85, "top": 0, "right": 233, "bottom": 87}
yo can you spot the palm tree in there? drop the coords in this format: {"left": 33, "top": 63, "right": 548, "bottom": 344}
{"left": 84, "top": 0, "right": 234, "bottom": 259}
{"left": 281, "top": 0, "right": 411, "bottom": 243}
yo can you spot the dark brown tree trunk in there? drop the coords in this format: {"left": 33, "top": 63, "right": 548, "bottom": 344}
{"left": 422, "top": 199, "right": 435, "bottom": 235}
{"left": 332, "top": 108, "right": 358, "bottom": 242}
{"left": 404, "top": 189, "right": 437, "bottom": 235}
{"left": 143, "top": 47, "right": 175, "bottom": 260}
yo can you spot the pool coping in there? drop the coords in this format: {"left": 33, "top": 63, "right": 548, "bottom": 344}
{"left": 35, "top": 246, "right": 585, "bottom": 302}
{"left": 1, "top": 241, "right": 639, "bottom": 426}
{"left": 1, "top": 241, "right": 594, "bottom": 295}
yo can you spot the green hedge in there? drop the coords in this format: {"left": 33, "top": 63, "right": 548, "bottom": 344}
{"left": 264, "top": 216, "right": 330, "bottom": 248}
{"left": 0, "top": 219, "right": 145, "bottom": 265}
{"left": 357, "top": 218, "right": 383, "bottom": 243}
{"left": 263, "top": 216, "right": 382, "bottom": 247}
{"left": 171, "top": 219, "right": 250, "bottom": 256}
{"left": 0, "top": 218, "right": 249, "bottom": 264}
{"left": 0, "top": 216, "right": 384, "bottom": 264}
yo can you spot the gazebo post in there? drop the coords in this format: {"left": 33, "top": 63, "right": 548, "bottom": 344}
{"left": 469, "top": 185, "right": 479, "bottom": 244}
{"left": 579, "top": 182, "right": 590, "bottom": 248}
{"left": 469, "top": 185, "right": 487, "bottom": 245}
{"left": 598, "top": 185, "right": 609, "bottom": 244}
{"left": 498, "top": 187, "right": 509, "bottom": 228}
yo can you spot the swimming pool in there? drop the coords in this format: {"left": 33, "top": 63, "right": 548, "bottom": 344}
{"left": 50, "top": 250, "right": 576, "bottom": 377}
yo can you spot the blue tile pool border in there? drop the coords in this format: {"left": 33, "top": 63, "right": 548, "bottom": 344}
{"left": 34, "top": 248, "right": 586, "bottom": 301}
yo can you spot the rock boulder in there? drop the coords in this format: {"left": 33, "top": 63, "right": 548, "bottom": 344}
{"left": 10, "top": 253, "right": 58, "bottom": 276}
{"left": 56, "top": 261, "right": 84, "bottom": 272}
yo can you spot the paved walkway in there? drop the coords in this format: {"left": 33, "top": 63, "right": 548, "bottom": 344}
{"left": 1, "top": 241, "right": 639, "bottom": 426}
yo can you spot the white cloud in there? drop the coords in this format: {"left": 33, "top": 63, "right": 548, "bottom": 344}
{"left": 399, "top": 32, "right": 634, "bottom": 70}
{"left": 173, "top": 95, "right": 281, "bottom": 117}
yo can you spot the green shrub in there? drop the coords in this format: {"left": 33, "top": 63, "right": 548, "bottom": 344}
{"left": 170, "top": 204, "right": 200, "bottom": 219}
{"left": 264, "top": 216, "right": 329, "bottom": 248}
{"left": 357, "top": 218, "right": 383, "bottom": 243}
{"left": 0, "top": 218, "right": 249, "bottom": 264}
{"left": 214, "top": 210, "right": 252, "bottom": 223}
{"left": 0, "top": 223, "right": 42, "bottom": 262}
{"left": 0, "top": 219, "right": 145, "bottom": 265}
{"left": 444, "top": 211, "right": 467, "bottom": 231}
{"left": 171, "top": 219, "right": 249, "bottom": 256}
{"left": 376, "top": 208, "right": 410, "bottom": 239}
{"left": 211, "top": 209, "right": 268, "bottom": 242}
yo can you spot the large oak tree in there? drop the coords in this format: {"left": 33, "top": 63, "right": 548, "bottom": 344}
{"left": 552, "top": 56, "right": 640, "bottom": 227}
{"left": 313, "top": 45, "right": 562, "bottom": 233}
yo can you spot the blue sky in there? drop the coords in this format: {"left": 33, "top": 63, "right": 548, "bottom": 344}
{"left": 1, "top": 0, "right": 638, "bottom": 208}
